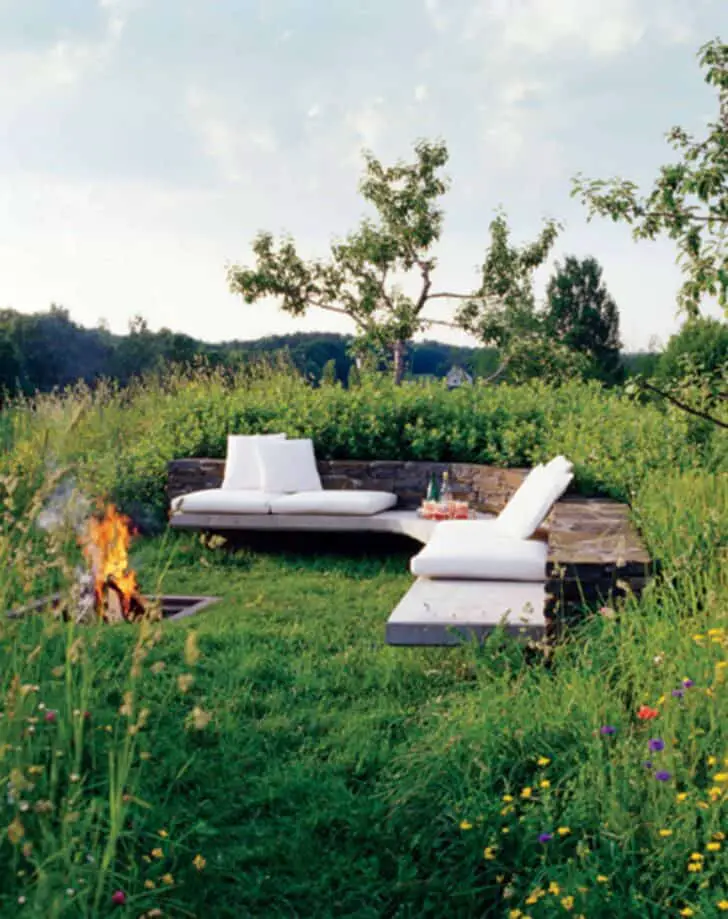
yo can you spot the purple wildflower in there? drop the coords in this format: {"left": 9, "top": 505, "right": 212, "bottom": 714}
{"left": 671, "top": 689, "right": 684, "bottom": 699}
{"left": 682, "top": 679, "right": 694, "bottom": 688}
{"left": 648, "top": 738, "right": 665, "bottom": 752}
{"left": 655, "top": 770, "right": 672, "bottom": 782}
{"left": 600, "top": 725, "right": 616, "bottom": 735}
{"left": 643, "top": 761, "right": 653, "bottom": 769}
{"left": 538, "top": 832, "right": 553, "bottom": 843}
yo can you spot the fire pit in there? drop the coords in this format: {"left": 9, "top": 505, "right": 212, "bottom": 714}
{"left": 8, "top": 504, "right": 219, "bottom": 624}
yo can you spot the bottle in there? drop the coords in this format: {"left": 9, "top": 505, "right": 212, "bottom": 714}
{"left": 440, "top": 470, "right": 453, "bottom": 505}
{"left": 426, "top": 471, "right": 440, "bottom": 502}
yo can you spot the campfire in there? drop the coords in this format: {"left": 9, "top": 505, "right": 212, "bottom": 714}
{"left": 79, "top": 504, "right": 150, "bottom": 624}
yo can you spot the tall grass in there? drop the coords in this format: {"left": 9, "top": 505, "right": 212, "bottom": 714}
{"left": 0, "top": 365, "right": 725, "bottom": 916}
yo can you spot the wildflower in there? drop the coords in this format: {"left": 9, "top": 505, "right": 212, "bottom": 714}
{"left": 193, "top": 854, "right": 206, "bottom": 870}
{"left": 509, "top": 911, "right": 522, "bottom": 919}
{"left": 706, "top": 842, "right": 721, "bottom": 852}
{"left": 501, "top": 827, "right": 510, "bottom": 834}
{"left": 707, "top": 756, "right": 717, "bottom": 766}
{"left": 714, "top": 773, "right": 728, "bottom": 783}
{"left": 526, "top": 889, "right": 544, "bottom": 904}
{"left": 658, "top": 829, "right": 673, "bottom": 837}
{"left": 459, "top": 820, "right": 473, "bottom": 831}
{"left": 158, "top": 829, "right": 169, "bottom": 838}
{"left": 557, "top": 827, "right": 571, "bottom": 836}
{"left": 144, "top": 880, "right": 155, "bottom": 889}
{"left": 521, "top": 787, "right": 533, "bottom": 799}
{"left": 537, "top": 756, "right": 551, "bottom": 766}
{"left": 672, "top": 689, "right": 685, "bottom": 699}
{"left": 177, "top": 674, "right": 194, "bottom": 693}
{"left": 680, "top": 909, "right": 695, "bottom": 917}
{"left": 484, "top": 846, "right": 497, "bottom": 860}
{"left": 648, "top": 738, "right": 665, "bottom": 752}
{"left": 713, "top": 832, "right": 726, "bottom": 841}
{"left": 682, "top": 679, "right": 694, "bottom": 688}
{"left": 7, "top": 818, "right": 24, "bottom": 844}
{"left": 717, "top": 900, "right": 728, "bottom": 911}
{"left": 539, "top": 832, "right": 553, "bottom": 843}
{"left": 643, "top": 761, "right": 653, "bottom": 770}
{"left": 562, "top": 896, "right": 575, "bottom": 911}
{"left": 503, "top": 795, "right": 514, "bottom": 802}
{"left": 688, "top": 863, "right": 703, "bottom": 872}
{"left": 600, "top": 725, "right": 616, "bottom": 735}
{"left": 161, "top": 873, "right": 174, "bottom": 885}
{"left": 44, "top": 710, "right": 57, "bottom": 724}
{"left": 111, "top": 890, "right": 126, "bottom": 906}
{"left": 599, "top": 606, "right": 615, "bottom": 619}
{"left": 184, "top": 631, "right": 200, "bottom": 666}
{"left": 548, "top": 881, "right": 561, "bottom": 895}
{"left": 655, "top": 770, "right": 672, "bottom": 782}
{"left": 66, "top": 889, "right": 75, "bottom": 897}
{"left": 676, "top": 792, "right": 688, "bottom": 802}
{"left": 637, "top": 706, "right": 659, "bottom": 720}
{"left": 190, "top": 706, "right": 212, "bottom": 730}
{"left": 689, "top": 853, "right": 703, "bottom": 862}
{"left": 18, "top": 897, "right": 26, "bottom": 906}
{"left": 540, "top": 780, "right": 551, "bottom": 789}
{"left": 150, "top": 661, "right": 165, "bottom": 675}
{"left": 151, "top": 847, "right": 164, "bottom": 859}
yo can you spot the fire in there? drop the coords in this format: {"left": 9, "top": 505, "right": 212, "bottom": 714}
{"left": 82, "top": 505, "right": 145, "bottom": 622}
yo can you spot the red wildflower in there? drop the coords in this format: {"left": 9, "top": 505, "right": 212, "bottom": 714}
{"left": 111, "top": 890, "right": 126, "bottom": 906}
{"left": 637, "top": 705, "right": 660, "bottom": 721}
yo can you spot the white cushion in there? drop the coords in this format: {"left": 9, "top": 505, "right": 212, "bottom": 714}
{"left": 510, "top": 471, "right": 572, "bottom": 539}
{"left": 171, "top": 489, "right": 278, "bottom": 515}
{"left": 545, "top": 455, "right": 573, "bottom": 476}
{"left": 494, "top": 466, "right": 572, "bottom": 540}
{"left": 410, "top": 521, "right": 547, "bottom": 580}
{"left": 222, "top": 433, "right": 286, "bottom": 491}
{"left": 256, "top": 438, "right": 323, "bottom": 493}
{"left": 270, "top": 490, "right": 397, "bottom": 516}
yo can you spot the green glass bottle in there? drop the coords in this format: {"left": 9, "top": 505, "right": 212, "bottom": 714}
{"left": 426, "top": 471, "right": 440, "bottom": 502}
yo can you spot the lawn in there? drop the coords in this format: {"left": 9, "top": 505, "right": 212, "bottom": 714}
{"left": 0, "top": 370, "right": 726, "bottom": 917}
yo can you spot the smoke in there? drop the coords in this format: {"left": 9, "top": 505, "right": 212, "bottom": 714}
{"left": 36, "top": 477, "right": 92, "bottom": 535}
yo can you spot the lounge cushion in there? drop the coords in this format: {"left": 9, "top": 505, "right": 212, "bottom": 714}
{"left": 410, "top": 520, "right": 548, "bottom": 581}
{"left": 256, "top": 438, "right": 323, "bottom": 493}
{"left": 270, "top": 490, "right": 397, "bottom": 516}
{"left": 222, "top": 433, "right": 286, "bottom": 491}
{"left": 495, "top": 467, "right": 572, "bottom": 540}
{"left": 171, "top": 489, "right": 278, "bottom": 515}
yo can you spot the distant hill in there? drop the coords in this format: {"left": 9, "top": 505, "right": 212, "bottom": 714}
{"left": 0, "top": 305, "right": 654, "bottom": 398}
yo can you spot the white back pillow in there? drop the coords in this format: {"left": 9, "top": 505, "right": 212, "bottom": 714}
{"left": 545, "top": 455, "right": 573, "bottom": 476}
{"left": 222, "top": 433, "right": 286, "bottom": 490}
{"left": 494, "top": 465, "right": 547, "bottom": 537}
{"left": 256, "top": 438, "right": 323, "bottom": 493}
{"left": 497, "top": 470, "right": 573, "bottom": 540}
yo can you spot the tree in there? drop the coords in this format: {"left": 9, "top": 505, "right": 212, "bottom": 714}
{"left": 544, "top": 255, "right": 623, "bottom": 383}
{"left": 572, "top": 38, "right": 727, "bottom": 318}
{"left": 657, "top": 316, "right": 728, "bottom": 381}
{"left": 227, "top": 140, "right": 560, "bottom": 384}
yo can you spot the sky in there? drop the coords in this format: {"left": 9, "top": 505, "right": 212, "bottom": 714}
{"left": 0, "top": 0, "right": 725, "bottom": 352}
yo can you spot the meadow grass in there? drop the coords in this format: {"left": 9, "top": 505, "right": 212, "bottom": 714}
{"left": 0, "top": 367, "right": 726, "bottom": 917}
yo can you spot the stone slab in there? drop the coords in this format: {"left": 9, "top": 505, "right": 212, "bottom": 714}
{"left": 386, "top": 578, "right": 546, "bottom": 645}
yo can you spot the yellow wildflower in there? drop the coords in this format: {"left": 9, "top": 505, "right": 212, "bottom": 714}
{"left": 676, "top": 792, "right": 688, "bottom": 802}
{"left": 144, "top": 880, "right": 155, "bottom": 890}
{"left": 596, "top": 875, "right": 609, "bottom": 884}
{"left": 509, "top": 911, "right": 522, "bottom": 919}
{"left": 459, "top": 820, "right": 473, "bottom": 831}
{"left": 521, "top": 787, "right": 532, "bottom": 799}
{"left": 151, "top": 847, "right": 164, "bottom": 859}
{"left": 689, "top": 852, "right": 704, "bottom": 861}
{"left": 548, "top": 882, "right": 561, "bottom": 895}
{"left": 7, "top": 819, "right": 24, "bottom": 845}
{"left": 483, "top": 846, "right": 497, "bottom": 860}
{"left": 707, "top": 756, "right": 717, "bottom": 766}
{"left": 557, "top": 827, "right": 571, "bottom": 836}
{"left": 161, "top": 873, "right": 174, "bottom": 885}
{"left": 177, "top": 673, "right": 194, "bottom": 693}
{"left": 659, "top": 829, "right": 673, "bottom": 837}
{"left": 158, "top": 829, "right": 169, "bottom": 838}
{"left": 717, "top": 900, "right": 728, "bottom": 911}
{"left": 193, "top": 854, "right": 206, "bottom": 871}
{"left": 680, "top": 909, "right": 695, "bottom": 917}
{"left": 502, "top": 827, "right": 510, "bottom": 834}
{"left": 539, "top": 780, "right": 551, "bottom": 789}
{"left": 688, "top": 863, "right": 702, "bottom": 873}
{"left": 502, "top": 795, "right": 514, "bottom": 803}
{"left": 714, "top": 773, "right": 728, "bottom": 783}
{"left": 713, "top": 832, "right": 726, "bottom": 841}
{"left": 184, "top": 631, "right": 200, "bottom": 666}
{"left": 706, "top": 842, "right": 721, "bottom": 852}
{"left": 190, "top": 706, "right": 212, "bottom": 730}
{"left": 562, "top": 896, "right": 574, "bottom": 911}
{"left": 537, "top": 757, "right": 550, "bottom": 767}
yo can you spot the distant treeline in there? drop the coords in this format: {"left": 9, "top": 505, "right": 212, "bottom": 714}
{"left": 0, "top": 304, "right": 660, "bottom": 398}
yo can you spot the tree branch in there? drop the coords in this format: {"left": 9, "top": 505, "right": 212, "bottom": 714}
{"left": 308, "top": 298, "right": 368, "bottom": 331}
{"left": 427, "top": 291, "right": 483, "bottom": 301}
{"left": 640, "top": 379, "right": 728, "bottom": 429}
{"left": 637, "top": 210, "right": 728, "bottom": 224}
{"left": 480, "top": 357, "right": 511, "bottom": 384}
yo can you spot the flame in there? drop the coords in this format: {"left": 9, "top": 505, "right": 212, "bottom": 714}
{"left": 82, "top": 505, "right": 141, "bottom": 618}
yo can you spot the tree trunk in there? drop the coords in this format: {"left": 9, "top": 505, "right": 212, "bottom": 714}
{"left": 392, "top": 339, "right": 405, "bottom": 385}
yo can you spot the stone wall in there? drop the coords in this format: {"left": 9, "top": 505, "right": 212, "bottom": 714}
{"left": 167, "top": 458, "right": 529, "bottom": 512}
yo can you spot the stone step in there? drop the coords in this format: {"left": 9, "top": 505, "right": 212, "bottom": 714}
{"left": 385, "top": 578, "right": 546, "bottom": 646}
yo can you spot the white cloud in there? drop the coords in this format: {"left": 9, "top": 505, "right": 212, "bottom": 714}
{"left": 345, "top": 100, "right": 386, "bottom": 151}
{"left": 424, "top": 0, "right": 448, "bottom": 33}
{"left": 307, "top": 103, "right": 321, "bottom": 118}
{"left": 186, "top": 87, "right": 278, "bottom": 184}
{"left": 414, "top": 84, "right": 428, "bottom": 103}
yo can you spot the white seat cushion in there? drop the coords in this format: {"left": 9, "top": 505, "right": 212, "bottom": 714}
{"left": 545, "top": 455, "right": 573, "bottom": 476}
{"left": 495, "top": 467, "right": 572, "bottom": 540}
{"left": 222, "top": 433, "right": 286, "bottom": 491}
{"left": 270, "top": 490, "right": 397, "bottom": 516}
{"left": 171, "top": 489, "right": 278, "bottom": 515}
{"left": 410, "top": 521, "right": 548, "bottom": 581}
{"left": 256, "top": 438, "right": 323, "bottom": 493}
